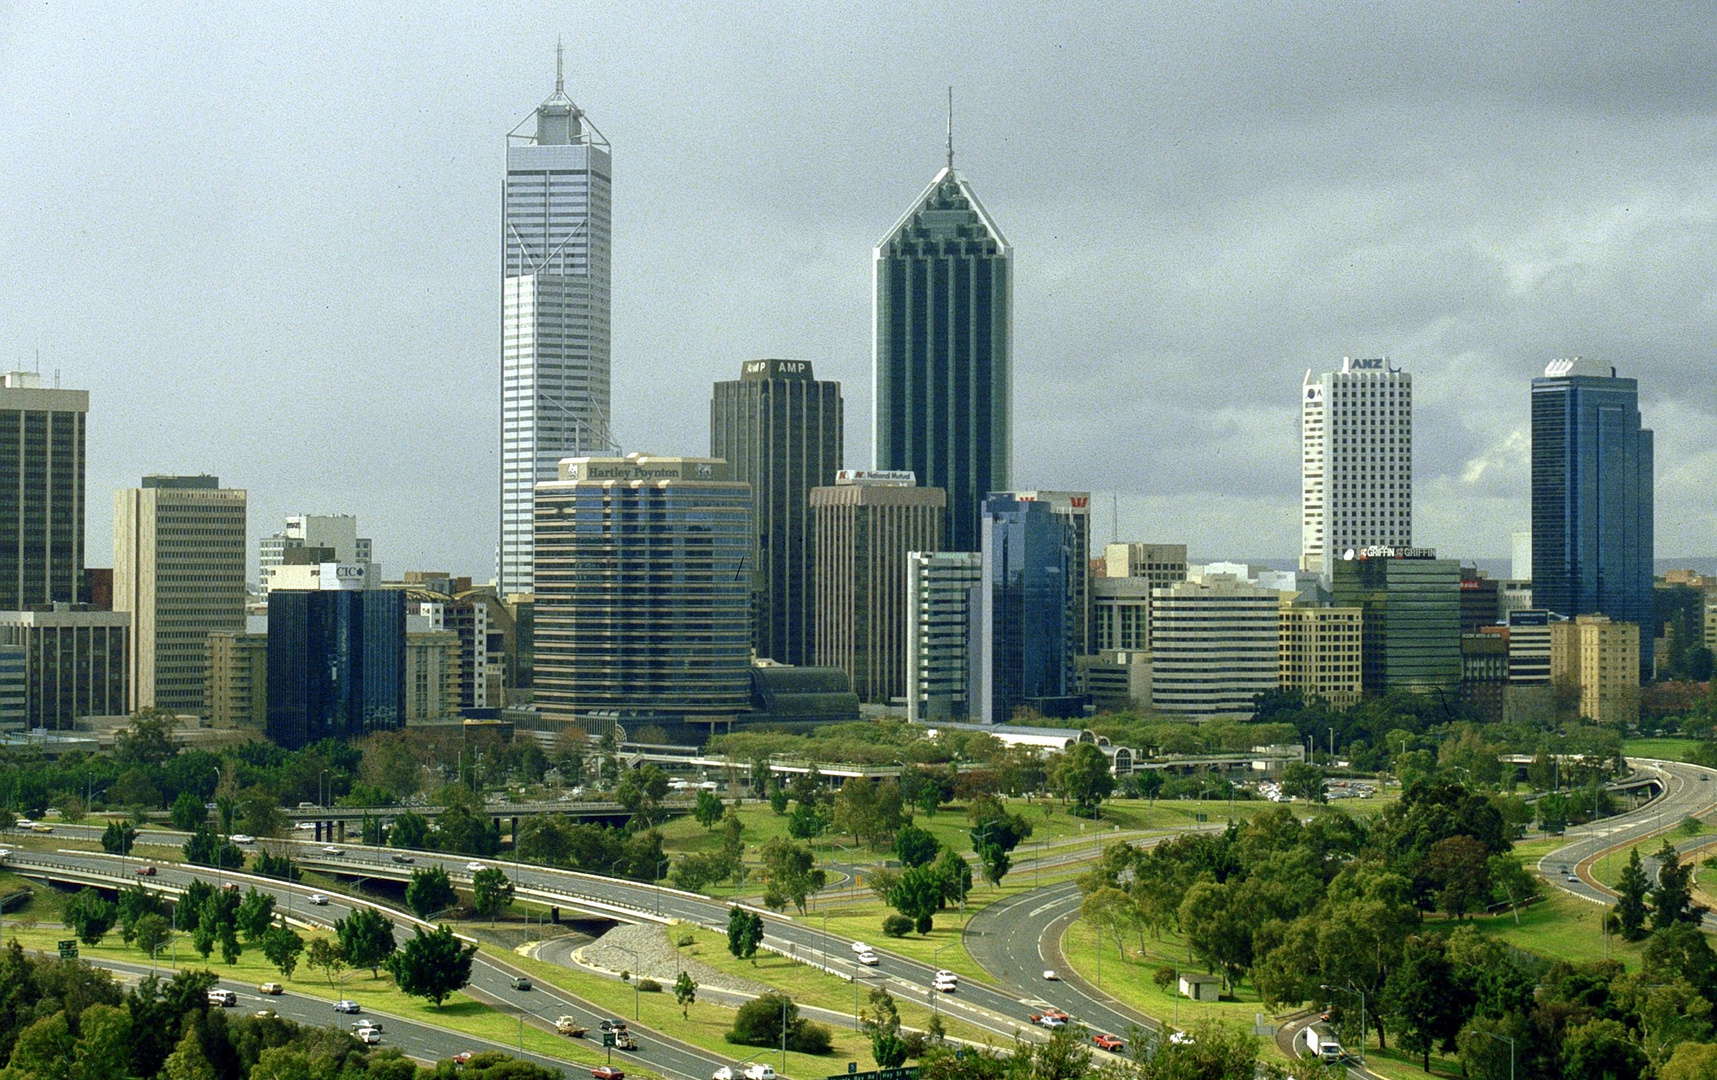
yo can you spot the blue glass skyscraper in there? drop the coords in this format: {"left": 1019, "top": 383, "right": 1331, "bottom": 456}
{"left": 266, "top": 587, "right": 406, "bottom": 750}
{"left": 973, "top": 494, "right": 1074, "bottom": 724}
{"left": 1530, "top": 358, "right": 1654, "bottom": 680}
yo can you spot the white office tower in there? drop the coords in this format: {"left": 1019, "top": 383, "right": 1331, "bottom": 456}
{"left": 258, "top": 515, "right": 372, "bottom": 597}
{"left": 905, "top": 551, "right": 983, "bottom": 723}
{"left": 1300, "top": 358, "right": 1413, "bottom": 577}
{"left": 500, "top": 46, "right": 614, "bottom": 596}
{"left": 1149, "top": 575, "right": 1280, "bottom": 717}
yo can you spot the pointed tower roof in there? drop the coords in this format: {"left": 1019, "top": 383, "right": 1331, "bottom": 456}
{"left": 875, "top": 166, "right": 1010, "bottom": 257}
{"left": 509, "top": 40, "right": 607, "bottom": 150}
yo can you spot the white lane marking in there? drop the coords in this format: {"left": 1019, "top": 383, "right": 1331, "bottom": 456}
{"left": 1027, "top": 895, "right": 1081, "bottom": 919}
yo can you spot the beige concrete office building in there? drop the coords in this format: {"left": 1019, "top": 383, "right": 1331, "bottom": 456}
{"left": 1094, "top": 543, "right": 1187, "bottom": 651}
{"left": 1550, "top": 613, "right": 1640, "bottom": 725}
{"left": 205, "top": 631, "right": 267, "bottom": 728}
{"left": 1150, "top": 576, "right": 1280, "bottom": 716}
{"left": 812, "top": 475, "right": 944, "bottom": 705}
{"left": 405, "top": 630, "right": 462, "bottom": 723}
{"left": 1278, "top": 600, "right": 1363, "bottom": 706}
{"left": 114, "top": 476, "right": 248, "bottom": 714}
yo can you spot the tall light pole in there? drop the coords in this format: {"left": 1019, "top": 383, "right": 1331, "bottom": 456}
{"left": 1483, "top": 1030, "right": 1515, "bottom": 1080}
{"left": 320, "top": 770, "right": 330, "bottom": 810}
{"left": 212, "top": 767, "right": 224, "bottom": 891}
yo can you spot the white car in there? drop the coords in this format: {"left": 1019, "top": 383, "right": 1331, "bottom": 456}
{"left": 850, "top": 941, "right": 870, "bottom": 955}
{"left": 231, "top": 834, "right": 256, "bottom": 844}
{"left": 712, "top": 1069, "right": 734, "bottom": 1080}
{"left": 933, "top": 978, "right": 957, "bottom": 993}
{"left": 934, "top": 969, "right": 958, "bottom": 982}
{"left": 856, "top": 952, "right": 880, "bottom": 966}
{"left": 1042, "top": 970, "right": 1059, "bottom": 981}
{"left": 352, "top": 1019, "right": 384, "bottom": 1033}
{"left": 322, "top": 846, "right": 344, "bottom": 855}
{"left": 13, "top": 819, "right": 32, "bottom": 829}
{"left": 295, "top": 822, "right": 318, "bottom": 831}
{"left": 334, "top": 1000, "right": 361, "bottom": 1014}
{"left": 466, "top": 862, "right": 488, "bottom": 873}
{"left": 357, "top": 1028, "right": 382, "bottom": 1045}
{"left": 742, "top": 1066, "right": 776, "bottom": 1080}
{"left": 309, "top": 894, "right": 330, "bottom": 906}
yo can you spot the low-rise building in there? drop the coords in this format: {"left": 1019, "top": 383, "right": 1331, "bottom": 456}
{"left": 0, "top": 606, "right": 129, "bottom": 732}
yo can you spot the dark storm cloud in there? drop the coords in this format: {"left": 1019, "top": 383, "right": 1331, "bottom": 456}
{"left": 0, "top": 1, "right": 1711, "bottom": 574}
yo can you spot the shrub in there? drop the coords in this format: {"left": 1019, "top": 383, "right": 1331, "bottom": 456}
{"left": 639, "top": 978, "right": 662, "bottom": 993}
{"left": 882, "top": 914, "right": 914, "bottom": 938}
{"left": 676, "top": 931, "right": 696, "bottom": 947}
{"left": 790, "top": 1021, "right": 833, "bottom": 1054}
{"left": 728, "top": 993, "right": 830, "bottom": 1052}
{"left": 620, "top": 970, "right": 630, "bottom": 982}
{"left": 1153, "top": 965, "right": 1176, "bottom": 991}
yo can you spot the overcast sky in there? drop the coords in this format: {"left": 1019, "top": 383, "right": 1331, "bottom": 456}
{"left": 3, "top": 2, "right": 1713, "bottom": 579}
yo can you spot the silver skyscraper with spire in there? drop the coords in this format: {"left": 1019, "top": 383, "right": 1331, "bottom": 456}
{"left": 499, "top": 45, "right": 614, "bottom": 596}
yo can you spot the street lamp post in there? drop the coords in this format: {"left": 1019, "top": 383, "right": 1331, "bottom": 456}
{"left": 212, "top": 767, "right": 224, "bottom": 891}
{"left": 619, "top": 945, "right": 640, "bottom": 1019}
{"left": 1483, "top": 1030, "right": 1516, "bottom": 1080}
{"left": 1319, "top": 983, "right": 1366, "bottom": 1065}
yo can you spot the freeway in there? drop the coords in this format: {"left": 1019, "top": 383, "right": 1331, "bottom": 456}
{"left": 4, "top": 849, "right": 725, "bottom": 1080}
{"left": 1540, "top": 758, "right": 1717, "bottom": 906}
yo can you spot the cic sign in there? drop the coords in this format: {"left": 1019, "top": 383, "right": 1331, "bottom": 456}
{"left": 319, "top": 563, "right": 372, "bottom": 590}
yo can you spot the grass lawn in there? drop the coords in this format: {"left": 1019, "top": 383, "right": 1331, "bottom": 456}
{"left": 1462, "top": 886, "right": 1640, "bottom": 969}
{"left": 1623, "top": 738, "right": 1708, "bottom": 763}
{"left": 1058, "top": 919, "right": 1261, "bottom": 1037}
{"left": 2, "top": 918, "right": 655, "bottom": 1078}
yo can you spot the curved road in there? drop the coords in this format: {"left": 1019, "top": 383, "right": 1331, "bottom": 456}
{"left": 1540, "top": 758, "right": 1717, "bottom": 906}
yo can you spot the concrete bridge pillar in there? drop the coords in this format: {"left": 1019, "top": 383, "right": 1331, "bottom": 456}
{"left": 551, "top": 906, "right": 560, "bottom": 924}
{"left": 314, "top": 821, "right": 324, "bottom": 842}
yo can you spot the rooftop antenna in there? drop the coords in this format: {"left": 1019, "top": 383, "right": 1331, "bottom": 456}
{"left": 946, "top": 86, "right": 955, "bottom": 171}
{"left": 1112, "top": 493, "right": 1119, "bottom": 544}
{"left": 556, "top": 37, "right": 565, "bottom": 93}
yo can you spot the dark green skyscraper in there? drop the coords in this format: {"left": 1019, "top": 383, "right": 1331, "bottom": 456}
{"left": 873, "top": 145, "right": 1011, "bottom": 554}
{"left": 710, "top": 361, "right": 843, "bottom": 665}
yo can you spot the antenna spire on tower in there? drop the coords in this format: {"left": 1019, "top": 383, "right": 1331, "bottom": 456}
{"left": 556, "top": 37, "right": 564, "bottom": 93}
{"left": 946, "top": 86, "right": 955, "bottom": 171}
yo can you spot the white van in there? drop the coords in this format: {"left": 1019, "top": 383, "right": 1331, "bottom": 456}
{"left": 208, "top": 989, "right": 238, "bottom": 1007}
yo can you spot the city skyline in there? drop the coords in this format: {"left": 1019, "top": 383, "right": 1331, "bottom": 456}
{"left": 4, "top": 5, "right": 1715, "bottom": 579}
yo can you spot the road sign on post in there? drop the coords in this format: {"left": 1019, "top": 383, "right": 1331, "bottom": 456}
{"left": 58, "top": 940, "right": 78, "bottom": 959}
{"left": 849, "top": 1064, "right": 857, "bottom": 1075}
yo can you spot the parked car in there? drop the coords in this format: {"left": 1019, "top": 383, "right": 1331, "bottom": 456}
{"left": 334, "top": 1000, "right": 361, "bottom": 1014}
{"left": 259, "top": 982, "right": 283, "bottom": 995}
{"left": 136, "top": 865, "right": 157, "bottom": 876}
{"left": 1093, "top": 1034, "right": 1124, "bottom": 1051}
{"left": 591, "top": 1068, "right": 624, "bottom": 1080}
{"left": 309, "top": 894, "right": 330, "bottom": 905}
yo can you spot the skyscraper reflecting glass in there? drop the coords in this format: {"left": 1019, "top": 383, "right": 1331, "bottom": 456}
{"left": 1531, "top": 358, "right": 1654, "bottom": 680}
{"left": 500, "top": 48, "right": 613, "bottom": 595}
{"left": 873, "top": 146, "right": 1011, "bottom": 554}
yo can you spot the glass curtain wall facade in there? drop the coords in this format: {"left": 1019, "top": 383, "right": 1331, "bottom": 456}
{"left": 1530, "top": 360, "right": 1654, "bottom": 680}
{"left": 974, "top": 494, "right": 1072, "bottom": 723}
{"left": 710, "top": 360, "right": 844, "bottom": 665}
{"left": 0, "top": 373, "right": 86, "bottom": 610}
{"left": 1330, "top": 553, "right": 1462, "bottom": 694}
{"left": 873, "top": 166, "right": 1011, "bottom": 553}
{"left": 500, "top": 58, "right": 613, "bottom": 596}
{"left": 265, "top": 589, "right": 406, "bottom": 750}
{"left": 533, "top": 457, "right": 752, "bottom": 724}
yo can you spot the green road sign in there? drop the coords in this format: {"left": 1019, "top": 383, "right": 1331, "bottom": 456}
{"left": 830, "top": 1068, "right": 919, "bottom": 1080}
{"left": 602, "top": 1033, "right": 615, "bottom": 1048}
{"left": 58, "top": 940, "right": 78, "bottom": 959}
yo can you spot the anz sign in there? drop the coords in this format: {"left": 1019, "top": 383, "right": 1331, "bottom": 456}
{"left": 1341, "top": 356, "right": 1400, "bottom": 374}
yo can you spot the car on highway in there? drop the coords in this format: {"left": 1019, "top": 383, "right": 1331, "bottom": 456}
{"left": 295, "top": 822, "right": 318, "bottom": 831}
{"left": 255, "top": 1009, "right": 276, "bottom": 1018}
{"left": 850, "top": 941, "right": 871, "bottom": 954}
{"left": 466, "top": 862, "right": 487, "bottom": 873}
{"left": 352, "top": 1020, "right": 383, "bottom": 1033}
{"left": 30, "top": 824, "right": 51, "bottom": 833}
{"left": 136, "top": 865, "right": 157, "bottom": 876}
{"left": 391, "top": 854, "right": 415, "bottom": 864}
{"left": 1093, "top": 1034, "right": 1124, "bottom": 1051}
{"left": 1566, "top": 874, "right": 1581, "bottom": 883}
{"left": 323, "top": 846, "right": 343, "bottom": 855}
{"left": 207, "top": 989, "right": 237, "bottom": 1007}
{"left": 259, "top": 982, "right": 283, "bottom": 995}
{"left": 13, "top": 819, "right": 32, "bottom": 829}
{"left": 1029, "top": 1010, "right": 1069, "bottom": 1029}
{"left": 1042, "top": 969, "right": 1059, "bottom": 981}
{"left": 599, "top": 1020, "right": 628, "bottom": 1033}
{"left": 742, "top": 1065, "right": 776, "bottom": 1080}
{"left": 356, "top": 1028, "right": 382, "bottom": 1045}
{"left": 510, "top": 976, "right": 532, "bottom": 991}
{"left": 856, "top": 951, "right": 879, "bottom": 966}
{"left": 711, "top": 1068, "right": 734, "bottom": 1080}
{"left": 934, "top": 969, "right": 958, "bottom": 982}
{"left": 334, "top": 1000, "right": 361, "bottom": 1013}
{"left": 452, "top": 1053, "right": 475, "bottom": 1065}
{"left": 932, "top": 976, "right": 957, "bottom": 993}
{"left": 231, "top": 834, "right": 255, "bottom": 844}
{"left": 309, "top": 894, "right": 330, "bottom": 905}
{"left": 591, "top": 1067, "right": 624, "bottom": 1080}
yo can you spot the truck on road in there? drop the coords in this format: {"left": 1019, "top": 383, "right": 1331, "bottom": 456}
{"left": 1302, "top": 1025, "right": 1344, "bottom": 1063}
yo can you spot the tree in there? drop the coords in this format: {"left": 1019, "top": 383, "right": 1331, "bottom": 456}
{"left": 336, "top": 905, "right": 397, "bottom": 976}
{"left": 694, "top": 790, "right": 724, "bottom": 829}
{"left": 472, "top": 867, "right": 516, "bottom": 922}
{"left": 134, "top": 913, "right": 172, "bottom": 959}
{"left": 862, "top": 987, "right": 908, "bottom": 1068}
{"left": 65, "top": 888, "right": 117, "bottom": 946}
{"left": 616, "top": 764, "right": 671, "bottom": 826}
{"left": 114, "top": 708, "right": 178, "bottom": 768}
{"left": 727, "top": 905, "right": 764, "bottom": 961}
{"left": 1050, "top": 743, "right": 1115, "bottom": 818}
{"left": 1561, "top": 1018, "right": 1648, "bottom": 1080}
{"left": 893, "top": 824, "right": 940, "bottom": 869}
{"left": 196, "top": 891, "right": 241, "bottom": 965}
{"left": 100, "top": 820, "right": 137, "bottom": 857}
{"left": 932, "top": 846, "right": 972, "bottom": 909}
{"left": 890, "top": 865, "right": 945, "bottom": 935}
{"left": 977, "top": 843, "right": 1010, "bottom": 886}
{"left": 786, "top": 800, "right": 828, "bottom": 841}
{"left": 726, "top": 992, "right": 831, "bottom": 1053}
{"left": 436, "top": 804, "right": 501, "bottom": 856}
{"left": 405, "top": 865, "right": 459, "bottom": 919}
{"left": 1081, "top": 887, "right": 1137, "bottom": 955}
{"left": 1426, "top": 835, "right": 1491, "bottom": 919}
{"left": 759, "top": 836, "right": 826, "bottom": 913}
{"left": 674, "top": 971, "right": 697, "bottom": 1017}
{"left": 168, "top": 790, "right": 206, "bottom": 832}
{"left": 260, "top": 925, "right": 304, "bottom": 978}
{"left": 386, "top": 924, "right": 477, "bottom": 1007}
{"left": 389, "top": 810, "right": 432, "bottom": 849}
{"left": 1177, "top": 881, "right": 1252, "bottom": 993}
{"left": 235, "top": 887, "right": 277, "bottom": 941}
{"left": 161, "top": 1026, "right": 217, "bottom": 1080}
{"left": 306, "top": 937, "right": 346, "bottom": 988}
{"left": 252, "top": 849, "right": 301, "bottom": 882}
{"left": 181, "top": 826, "right": 244, "bottom": 869}
{"left": 236, "top": 785, "right": 286, "bottom": 837}
{"left": 1280, "top": 762, "right": 1325, "bottom": 803}
{"left": 116, "top": 881, "right": 165, "bottom": 944}
{"left": 1663, "top": 1041, "right": 1717, "bottom": 1080}
{"left": 1380, "top": 933, "right": 1468, "bottom": 1071}
{"left": 1651, "top": 840, "right": 1709, "bottom": 929}
{"left": 1615, "top": 847, "right": 1651, "bottom": 940}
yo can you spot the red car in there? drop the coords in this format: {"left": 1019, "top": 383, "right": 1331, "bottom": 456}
{"left": 452, "top": 1054, "right": 474, "bottom": 1065}
{"left": 1093, "top": 1034, "right": 1124, "bottom": 1051}
{"left": 592, "top": 1068, "right": 624, "bottom": 1080}
{"left": 135, "top": 865, "right": 157, "bottom": 876}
